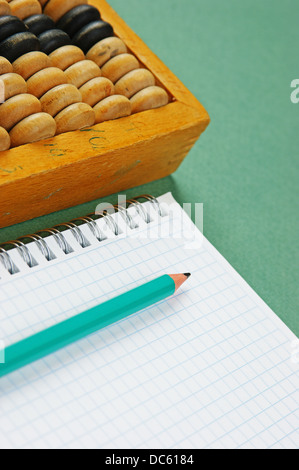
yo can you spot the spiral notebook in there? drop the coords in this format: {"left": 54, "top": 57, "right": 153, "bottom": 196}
{"left": 0, "top": 193, "right": 298, "bottom": 449}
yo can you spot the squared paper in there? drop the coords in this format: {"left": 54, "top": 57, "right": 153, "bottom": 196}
{"left": 0, "top": 193, "right": 298, "bottom": 449}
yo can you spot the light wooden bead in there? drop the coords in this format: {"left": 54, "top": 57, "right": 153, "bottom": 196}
{"left": 64, "top": 60, "right": 101, "bottom": 88}
{"left": 0, "top": 126, "right": 10, "bottom": 151}
{"left": 0, "top": 57, "right": 13, "bottom": 76}
{"left": 93, "top": 95, "right": 131, "bottom": 123}
{"left": 0, "top": 0, "right": 11, "bottom": 15}
{"left": 40, "top": 83, "right": 82, "bottom": 117}
{"left": 49, "top": 45, "right": 85, "bottom": 71}
{"left": 115, "top": 69, "right": 156, "bottom": 99}
{"left": 0, "top": 93, "right": 41, "bottom": 131}
{"left": 10, "top": 0, "right": 42, "bottom": 20}
{"left": 130, "top": 86, "right": 169, "bottom": 114}
{"left": 27, "top": 67, "right": 68, "bottom": 98}
{"left": 79, "top": 77, "right": 114, "bottom": 107}
{"left": 9, "top": 112, "right": 56, "bottom": 147}
{"left": 101, "top": 53, "right": 139, "bottom": 84}
{"left": 0, "top": 73, "right": 27, "bottom": 100}
{"left": 12, "top": 51, "right": 51, "bottom": 80}
{"left": 44, "top": 0, "right": 88, "bottom": 23}
{"left": 86, "top": 37, "right": 127, "bottom": 68}
{"left": 55, "top": 102, "right": 95, "bottom": 134}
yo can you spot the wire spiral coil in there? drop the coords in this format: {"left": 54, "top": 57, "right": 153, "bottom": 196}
{"left": 0, "top": 195, "right": 163, "bottom": 275}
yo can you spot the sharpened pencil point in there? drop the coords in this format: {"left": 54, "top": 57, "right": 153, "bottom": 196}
{"left": 170, "top": 273, "right": 192, "bottom": 291}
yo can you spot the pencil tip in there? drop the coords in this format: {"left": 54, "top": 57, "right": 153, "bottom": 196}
{"left": 169, "top": 273, "right": 192, "bottom": 291}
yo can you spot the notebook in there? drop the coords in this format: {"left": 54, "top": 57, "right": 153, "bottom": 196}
{"left": 0, "top": 193, "right": 298, "bottom": 449}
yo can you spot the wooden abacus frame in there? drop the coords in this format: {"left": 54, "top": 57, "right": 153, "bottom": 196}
{"left": 0, "top": 0, "right": 210, "bottom": 228}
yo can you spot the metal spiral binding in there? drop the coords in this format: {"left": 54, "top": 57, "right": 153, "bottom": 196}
{"left": 0, "top": 195, "right": 163, "bottom": 276}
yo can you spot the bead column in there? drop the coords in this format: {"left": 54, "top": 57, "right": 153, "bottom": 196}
{"left": 25, "top": 8, "right": 131, "bottom": 123}
{"left": 41, "top": 0, "right": 169, "bottom": 114}
{"left": 0, "top": 48, "right": 56, "bottom": 148}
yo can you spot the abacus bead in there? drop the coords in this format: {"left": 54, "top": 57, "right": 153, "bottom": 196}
{"left": 93, "top": 95, "right": 131, "bottom": 123}
{"left": 24, "top": 14, "right": 55, "bottom": 36}
{"left": 12, "top": 51, "right": 51, "bottom": 80}
{"left": 79, "top": 77, "right": 114, "bottom": 107}
{"left": 101, "top": 54, "right": 139, "bottom": 84}
{"left": 86, "top": 37, "right": 127, "bottom": 68}
{"left": 39, "top": 29, "right": 72, "bottom": 55}
{"left": 44, "top": 0, "right": 88, "bottom": 23}
{"left": 10, "top": 0, "right": 42, "bottom": 20}
{"left": 64, "top": 60, "right": 101, "bottom": 88}
{"left": 9, "top": 113, "right": 56, "bottom": 147}
{"left": 130, "top": 86, "right": 169, "bottom": 114}
{"left": 0, "top": 57, "right": 13, "bottom": 75}
{"left": 72, "top": 21, "right": 114, "bottom": 54}
{"left": 0, "top": 73, "right": 27, "bottom": 100}
{"left": 49, "top": 45, "right": 85, "bottom": 71}
{"left": 27, "top": 67, "right": 68, "bottom": 98}
{"left": 115, "top": 69, "right": 156, "bottom": 99}
{"left": 0, "top": 93, "right": 41, "bottom": 131}
{"left": 56, "top": 4, "right": 101, "bottom": 38}
{"left": 0, "top": 32, "right": 40, "bottom": 63}
{"left": 55, "top": 102, "right": 95, "bottom": 134}
{"left": 0, "top": 126, "right": 10, "bottom": 151}
{"left": 0, "top": 15, "right": 27, "bottom": 43}
{"left": 0, "top": 1, "right": 11, "bottom": 16}
{"left": 40, "top": 83, "right": 82, "bottom": 116}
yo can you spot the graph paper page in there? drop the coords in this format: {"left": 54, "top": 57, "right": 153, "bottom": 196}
{"left": 0, "top": 193, "right": 298, "bottom": 449}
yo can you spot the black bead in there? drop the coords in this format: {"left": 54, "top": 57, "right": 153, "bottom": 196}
{"left": 0, "top": 15, "right": 27, "bottom": 43}
{"left": 39, "top": 29, "right": 71, "bottom": 55}
{"left": 72, "top": 21, "right": 114, "bottom": 54}
{"left": 24, "top": 14, "right": 56, "bottom": 36}
{"left": 0, "top": 32, "right": 40, "bottom": 62}
{"left": 56, "top": 5, "right": 101, "bottom": 38}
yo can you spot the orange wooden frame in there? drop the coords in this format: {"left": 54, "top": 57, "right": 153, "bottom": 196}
{"left": 0, "top": 0, "right": 210, "bottom": 228}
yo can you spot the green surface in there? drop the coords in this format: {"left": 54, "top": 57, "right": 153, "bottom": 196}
{"left": 0, "top": 275, "right": 175, "bottom": 377}
{"left": 0, "top": 0, "right": 298, "bottom": 336}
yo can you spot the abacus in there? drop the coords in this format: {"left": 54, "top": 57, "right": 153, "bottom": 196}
{"left": 0, "top": 0, "right": 210, "bottom": 228}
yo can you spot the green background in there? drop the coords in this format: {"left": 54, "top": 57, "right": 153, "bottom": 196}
{"left": 0, "top": 0, "right": 298, "bottom": 336}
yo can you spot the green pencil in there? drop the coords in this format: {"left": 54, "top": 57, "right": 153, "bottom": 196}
{"left": 0, "top": 273, "right": 191, "bottom": 378}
